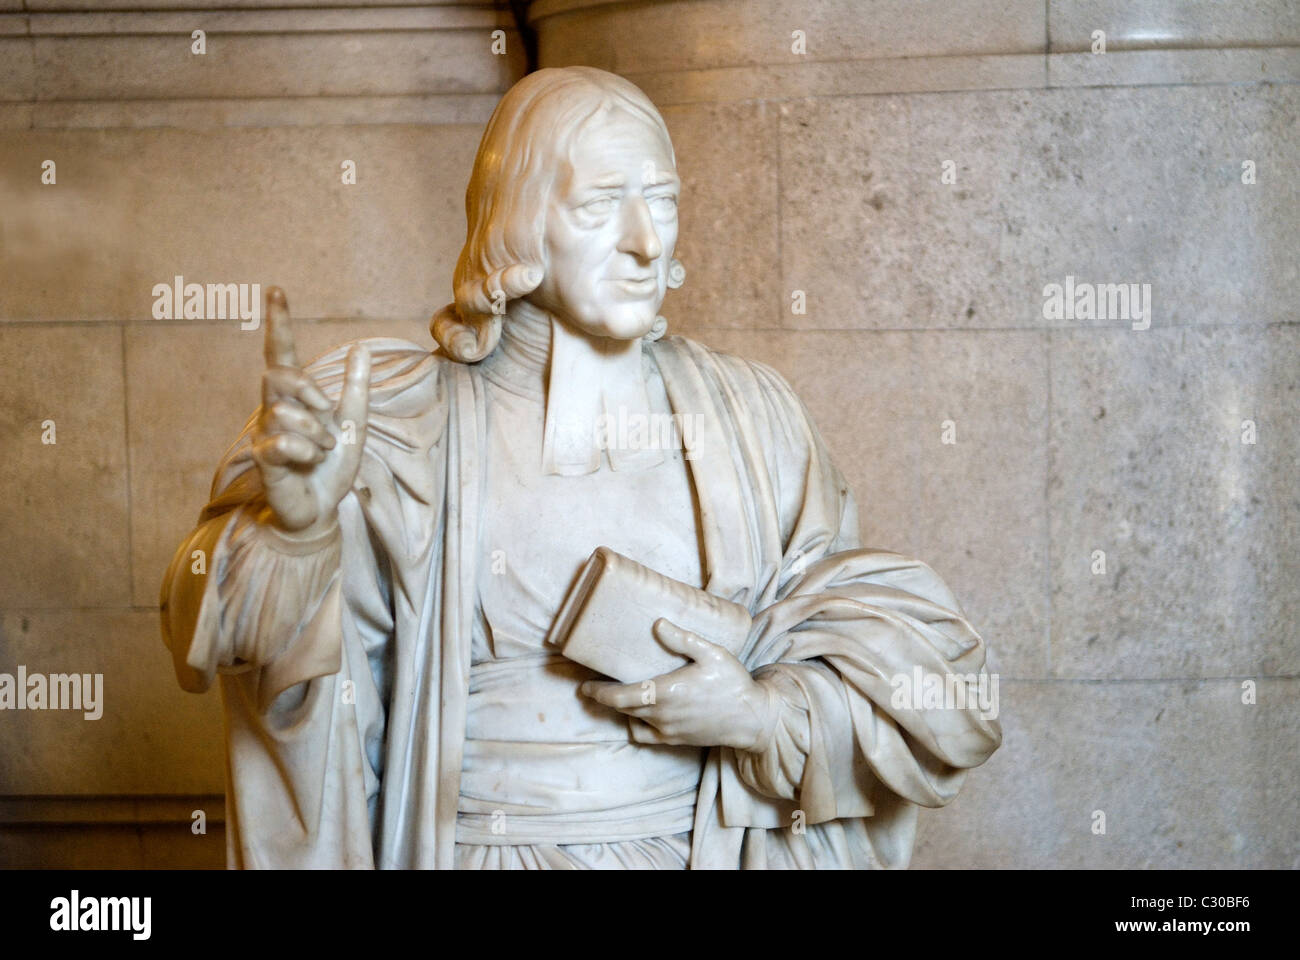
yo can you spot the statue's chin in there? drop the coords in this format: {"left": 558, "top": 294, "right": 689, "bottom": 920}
{"left": 557, "top": 306, "right": 661, "bottom": 343}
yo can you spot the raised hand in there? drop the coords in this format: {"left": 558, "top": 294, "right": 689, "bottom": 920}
{"left": 251, "top": 287, "right": 370, "bottom": 537}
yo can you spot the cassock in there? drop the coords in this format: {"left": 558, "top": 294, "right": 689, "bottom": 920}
{"left": 160, "top": 327, "right": 1001, "bottom": 869}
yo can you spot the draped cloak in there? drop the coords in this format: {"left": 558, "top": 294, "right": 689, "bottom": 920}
{"left": 160, "top": 333, "right": 1002, "bottom": 869}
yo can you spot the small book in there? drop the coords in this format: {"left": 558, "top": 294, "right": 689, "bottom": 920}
{"left": 546, "top": 546, "right": 753, "bottom": 683}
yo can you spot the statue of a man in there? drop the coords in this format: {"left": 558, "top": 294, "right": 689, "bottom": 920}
{"left": 161, "top": 66, "right": 1001, "bottom": 869}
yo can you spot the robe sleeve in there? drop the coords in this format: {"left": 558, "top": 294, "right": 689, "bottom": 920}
{"left": 733, "top": 666, "right": 812, "bottom": 801}
{"left": 712, "top": 356, "right": 1001, "bottom": 857}
{"left": 158, "top": 339, "right": 445, "bottom": 868}
{"left": 160, "top": 503, "right": 344, "bottom": 708}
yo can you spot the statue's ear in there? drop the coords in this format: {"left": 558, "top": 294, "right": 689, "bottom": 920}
{"left": 666, "top": 258, "right": 686, "bottom": 290}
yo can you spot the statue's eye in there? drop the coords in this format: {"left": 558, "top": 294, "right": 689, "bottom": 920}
{"left": 581, "top": 197, "right": 616, "bottom": 216}
{"left": 648, "top": 195, "right": 678, "bottom": 213}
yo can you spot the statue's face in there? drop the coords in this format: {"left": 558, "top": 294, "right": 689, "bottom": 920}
{"left": 529, "top": 108, "right": 679, "bottom": 340}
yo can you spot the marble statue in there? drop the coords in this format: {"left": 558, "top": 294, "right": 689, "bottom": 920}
{"left": 160, "top": 66, "right": 1001, "bottom": 869}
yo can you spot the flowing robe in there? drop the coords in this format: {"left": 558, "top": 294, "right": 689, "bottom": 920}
{"left": 160, "top": 334, "right": 1001, "bottom": 869}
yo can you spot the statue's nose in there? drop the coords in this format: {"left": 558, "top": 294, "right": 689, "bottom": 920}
{"left": 617, "top": 196, "right": 662, "bottom": 262}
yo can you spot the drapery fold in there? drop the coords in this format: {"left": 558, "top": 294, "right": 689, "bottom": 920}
{"left": 160, "top": 333, "right": 1000, "bottom": 869}
{"left": 651, "top": 340, "right": 1000, "bottom": 868}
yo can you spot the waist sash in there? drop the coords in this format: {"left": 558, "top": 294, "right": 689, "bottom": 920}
{"left": 457, "top": 655, "right": 702, "bottom": 845}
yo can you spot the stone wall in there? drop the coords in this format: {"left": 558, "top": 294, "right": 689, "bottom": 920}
{"left": 1, "top": 0, "right": 1296, "bottom": 868}
{"left": 0, "top": 0, "right": 524, "bottom": 868}
{"left": 533, "top": 0, "right": 1300, "bottom": 868}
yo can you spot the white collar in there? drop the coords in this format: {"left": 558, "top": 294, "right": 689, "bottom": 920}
{"left": 490, "top": 303, "right": 665, "bottom": 476}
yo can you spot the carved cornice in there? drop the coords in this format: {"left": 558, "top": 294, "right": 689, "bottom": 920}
{"left": 0, "top": 2, "right": 526, "bottom": 128}
{"left": 527, "top": 0, "right": 1300, "bottom": 104}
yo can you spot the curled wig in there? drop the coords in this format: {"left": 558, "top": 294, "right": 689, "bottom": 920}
{"left": 432, "top": 66, "right": 677, "bottom": 362}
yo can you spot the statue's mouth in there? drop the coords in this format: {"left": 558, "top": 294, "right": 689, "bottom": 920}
{"left": 610, "top": 277, "right": 657, "bottom": 296}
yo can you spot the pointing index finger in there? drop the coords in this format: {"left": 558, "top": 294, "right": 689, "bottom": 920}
{"left": 263, "top": 286, "right": 300, "bottom": 369}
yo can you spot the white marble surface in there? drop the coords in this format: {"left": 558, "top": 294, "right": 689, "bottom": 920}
{"left": 157, "top": 67, "right": 1001, "bottom": 869}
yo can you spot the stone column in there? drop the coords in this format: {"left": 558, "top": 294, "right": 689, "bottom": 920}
{"left": 530, "top": 0, "right": 1300, "bottom": 869}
